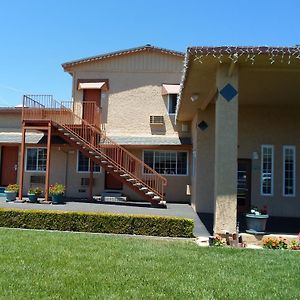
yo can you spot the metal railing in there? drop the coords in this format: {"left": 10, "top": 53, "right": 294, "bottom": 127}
{"left": 22, "top": 95, "right": 167, "bottom": 201}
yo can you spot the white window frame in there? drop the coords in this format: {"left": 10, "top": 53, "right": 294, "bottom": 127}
{"left": 25, "top": 147, "right": 47, "bottom": 173}
{"left": 167, "top": 94, "right": 178, "bottom": 115}
{"left": 283, "top": 145, "right": 296, "bottom": 197}
{"left": 76, "top": 151, "right": 101, "bottom": 173}
{"left": 142, "top": 150, "right": 189, "bottom": 176}
{"left": 260, "top": 145, "right": 274, "bottom": 196}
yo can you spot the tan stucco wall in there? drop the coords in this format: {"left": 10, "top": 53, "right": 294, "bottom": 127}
{"left": 121, "top": 148, "right": 191, "bottom": 203}
{"left": 65, "top": 150, "right": 104, "bottom": 198}
{"left": 0, "top": 113, "right": 21, "bottom": 128}
{"left": 69, "top": 52, "right": 189, "bottom": 137}
{"left": 238, "top": 106, "right": 300, "bottom": 217}
{"left": 192, "top": 104, "right": 300, "bottom": 218}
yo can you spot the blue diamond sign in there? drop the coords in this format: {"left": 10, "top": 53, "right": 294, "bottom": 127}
{"left": 219, "top": 83, "right": 238, "bottom": 102}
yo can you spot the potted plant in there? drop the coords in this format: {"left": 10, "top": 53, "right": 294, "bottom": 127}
{"left": 49, "top": 183, "right": 65, "bottom": 204}
{"left": 4, "top": 184, "right": 19, "bottom": 202}
{"left": 245, "top": 205, "right": 269, "bottom": 234}
{"left": 28, "top": 187, "right": 43, "bottom": 203}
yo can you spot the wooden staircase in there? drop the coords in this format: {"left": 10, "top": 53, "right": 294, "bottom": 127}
{"left": 22, "top": 95, "right": 167, "bottom": 207}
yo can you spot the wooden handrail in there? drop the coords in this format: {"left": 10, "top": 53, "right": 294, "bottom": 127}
{"left": 22, "top": 95, "right": 167, "bottom": 200}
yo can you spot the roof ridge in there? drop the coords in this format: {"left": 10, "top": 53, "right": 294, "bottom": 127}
{"left": 62, "top": 45, "right": 184, "bottom": 69}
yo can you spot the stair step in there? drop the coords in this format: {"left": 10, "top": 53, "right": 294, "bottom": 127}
{"left": 146, "top": 191, "right": 155, "bottom": 195}
{"left": 76, "top": 142, "right": 82, "bottom": 145}
{"left": 101, "top": 160, "right": 108, "bottom": 164}
{"left": 95, "top": 156, "right": 100, "bottom": 159}
{"left": 120, "top": 174, "right": 129, "bottom": 177}
{"left": 63, "top": 133, "right": 70, "bottom": 136}
{"left": 133, "top": 183, "right": 143, "bottom": 186}
{"left": 89, "top": 151, "right": 94, "bottom": 154}
{"left": 139, "top": 187, "right": 148, "bottom": 191}
{"left": 126, "top": 178, "right": 136, "bottom": 182}
{"left": 152, "top": 196, "right": 161, "bottom": 200}
{"left": 107, "top": 165, "right": 114, "bottom": 168}
{"left": 58, "top": 128, "right": 64, "bottom": 131}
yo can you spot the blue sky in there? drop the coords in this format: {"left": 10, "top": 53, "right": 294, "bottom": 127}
{"left": 0, "top": 0, "right": 299, "bottom": 106}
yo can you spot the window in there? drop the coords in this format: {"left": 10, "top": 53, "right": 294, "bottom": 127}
{"left": 283, "top": 146, "right": 296, "bottom": 197}
{"left": 143, "top": 150, "right": 188, "bottom": 175}
{"left": 168, "top": 94, "right": 178, "bottom": 114}
{"left": 77, "top": 151, "right": 101, "bottom": 173}
{"left": 261, "top": 145, "right": 274, "bottom": 196}
{"left": 26, "top": 148, "right": 47, "bottom": 172}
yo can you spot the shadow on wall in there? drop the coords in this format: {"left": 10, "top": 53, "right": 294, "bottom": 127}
{"left": 198, "top": 213, "right": 300, "bottom": 235}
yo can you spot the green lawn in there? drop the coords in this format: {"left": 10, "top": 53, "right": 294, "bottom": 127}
{"left": 0, "top": 228, "right": 299, "bottom": 299}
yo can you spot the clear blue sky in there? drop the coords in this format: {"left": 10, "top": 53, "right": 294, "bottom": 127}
{"left": 0, "top": 0, "right": 299, "bottom": 106}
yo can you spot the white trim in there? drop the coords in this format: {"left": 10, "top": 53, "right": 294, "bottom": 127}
{"left": 142, "top": 150, "right": 189, "bottom": 176}
{"left": 283, "top": 145, "right": 296, "bottom": 197}
{"left": 260, "top": 144, "right": 274, "bottom": 196}
{"left": 76, "top": 151, "right": 101, "bottom": 173}
{"left": 167, "top": 94, "right": 177, "bottom": 115}
{"left": 25, "top": 147, "right": 47, "bottom": 173}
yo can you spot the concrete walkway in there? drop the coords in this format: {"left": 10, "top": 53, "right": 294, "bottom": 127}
{"left": 0, "top": 198, "right": 210, "bottom": 237}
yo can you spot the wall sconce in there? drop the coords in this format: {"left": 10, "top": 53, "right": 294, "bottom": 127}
{"left": 191, "top": 94, "right": 199, "bottom": 102}
{"left": 252, "top": 152, "right": 259, "bottom": 160}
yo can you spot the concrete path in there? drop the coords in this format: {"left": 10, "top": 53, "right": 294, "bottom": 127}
{"left": 0, "top": 198, "right": 210, "bottom": 237}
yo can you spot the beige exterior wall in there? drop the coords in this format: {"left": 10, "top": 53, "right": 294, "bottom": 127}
{"left": 238, "top": 106, "right": 300, "bottom": 217}
{"left": 192, "top": 104, "right": 300, "bottom": 218}
{"left": 0, "top": 112, "right": 21, "bottom": 129}
{"left": 69, "top": 52, "right": 189, "bottom": 137}
{"left": 121, "top": 148, "right": 191, "bottom": 203}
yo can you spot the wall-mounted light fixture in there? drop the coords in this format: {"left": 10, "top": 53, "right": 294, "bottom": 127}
{"left": 252, "top": 152, "right": 259, "bottom": 160}
{"left": 191, "top": 94, "right": 199, "bottom": 102}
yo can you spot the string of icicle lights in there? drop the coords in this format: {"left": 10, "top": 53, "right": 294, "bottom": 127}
{"left": 191, "top": 46, "right": 300, "bottom": 65}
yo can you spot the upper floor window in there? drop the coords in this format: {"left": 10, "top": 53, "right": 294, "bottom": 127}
{"left": 143, "top": 150, "right": 188, "bottom": 175}
{"left": 283, "top": 146, "right": 296, "bottom": 197}
{"left": 168, "top": 94, "right": 178, "bottom": 115}
{"left": 26, "top": 148, "right": 47, "bottom": 172}
{"left": 77, "top": 151, "right": 101, "bottom": 173}
{"left": 261, "top": 145, "right": 274, "bottom": 196}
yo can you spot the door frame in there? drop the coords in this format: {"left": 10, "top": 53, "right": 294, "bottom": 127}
{"left": 0, "top": 145, "right": 19, "bottom": 186}
{"left": 104, "top": 171, "right": 123, "bottom": 190}
{"left": 237, "top": 158, "right": 252, "bottom": 213}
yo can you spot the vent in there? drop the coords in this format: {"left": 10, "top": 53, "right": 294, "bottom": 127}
{"left": 30, "top": 175, "right": 45, "bottom": 184}
{"left": 81, "top": 178, "right": 95, "bottom": 186}
{"left": 150, "top": 115, "right": 164, "bottom": 125}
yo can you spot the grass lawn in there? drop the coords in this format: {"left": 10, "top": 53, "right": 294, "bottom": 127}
{"left": 0, "top": 228, "right": 299, "bottom": 299}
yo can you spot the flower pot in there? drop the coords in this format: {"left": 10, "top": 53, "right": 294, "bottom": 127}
{"left": 5, "top": 191, "right": 17, "bottom": 202}
{"left": 28, "top": 193, "right": 38, "bottom": 203}
{"left": 51, "top": 193, "right": 64, "bottom": 204}
{"left": 245, "top": 214, "right": 269, "bottom": 234}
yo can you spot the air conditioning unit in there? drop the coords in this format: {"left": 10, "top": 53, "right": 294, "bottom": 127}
{"left": 81, "top": 178, "right": 95, "bottom": 186}
{"left": 150, "top": 115, "right": 164, "bottom": 125}
{"left": 30, "top": 175, "right": 45, "bottom": 184}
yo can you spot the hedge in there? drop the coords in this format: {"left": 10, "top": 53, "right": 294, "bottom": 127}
{"left": 0, "top": 208, "right": 194, "bottom": 238}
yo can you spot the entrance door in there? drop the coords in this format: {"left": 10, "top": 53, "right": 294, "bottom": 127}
{"left": 0, "top": 146, "right": 19, "bottom": 186}
{"left": 237, "top": 159, "right": 251, "bottom": 213}
{"left": 83, "top": 89, "right": 101, "bottom": 125}
{"left": 105, "top": 171, "right": 123, "bottom": 190}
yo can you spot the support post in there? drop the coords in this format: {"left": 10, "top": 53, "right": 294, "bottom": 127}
{"left": 45, "top": 123, "right": 52, "bottom": 202}
{"left": 18, "top": 125, "right": 26, "bottom": 200}
{"left": 214, "top": 64, "right": 239, "bottom": 234}
{"left": 89, "top": 160, "right": 94, "bottom": 202}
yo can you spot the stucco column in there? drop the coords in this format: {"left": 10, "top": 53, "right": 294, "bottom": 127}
{"left": 214, "top": 64, "right": 238, "bottom": 234}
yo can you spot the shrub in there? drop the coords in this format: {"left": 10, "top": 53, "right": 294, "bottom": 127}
{"left": 0, "top": 208, "right": 194, "bottom": 238}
